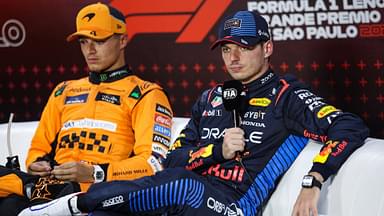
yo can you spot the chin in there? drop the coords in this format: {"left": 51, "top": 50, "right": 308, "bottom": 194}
{"left": 87, "top": 66, "right": 102, "bottom": 72}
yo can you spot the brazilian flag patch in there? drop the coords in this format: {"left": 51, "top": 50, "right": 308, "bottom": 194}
{"left": 54, "top": 84, "right": 67, "bottom": 97}
{"left": 129, "top": 86, "right": 142, "bottom": 99}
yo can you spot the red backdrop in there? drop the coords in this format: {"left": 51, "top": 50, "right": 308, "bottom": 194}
{"left": 1, "top": 0, "right": 383, "bottom": 138}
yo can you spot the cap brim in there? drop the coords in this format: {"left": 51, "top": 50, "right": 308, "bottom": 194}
{"left": 66, "top": 30, "right": 114, "bottom": 42}
{"left": 210, "top": 36, "right": 263, "bottom": 50}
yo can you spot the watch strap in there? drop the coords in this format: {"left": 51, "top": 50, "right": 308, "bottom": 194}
{"left": 302, "top": 174, "right": 322, "bottom": 190}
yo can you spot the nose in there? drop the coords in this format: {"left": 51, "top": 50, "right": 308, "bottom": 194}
{"left": 229, "top": 48, "right": 240, "bottom": 62}
{"left": 86, "top": 40, "right": 96, "bottom": 55}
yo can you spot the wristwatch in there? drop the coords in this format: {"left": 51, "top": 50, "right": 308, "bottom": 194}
{"left": 301, "top": 174, "right": 322, "bottom": 190}
{"left": 93, "top": 165, "right": 105, "bottom": 183}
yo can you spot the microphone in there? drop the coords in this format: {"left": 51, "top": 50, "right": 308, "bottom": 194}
{"left": 222, "top": 80, "right": 243, "bottom": 127}
{"left": 222, "top": 80, "right": 247, "bottom": 162}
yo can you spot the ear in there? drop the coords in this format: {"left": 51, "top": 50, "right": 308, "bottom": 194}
{"left": 263, "top": 40, "right": 273, "bottom": 59}
{"left": 120, "top": 34, "right": 128, "bottom": 49}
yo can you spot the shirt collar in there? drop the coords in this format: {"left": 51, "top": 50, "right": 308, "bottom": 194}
{"left": 89, "top": 65, "right": 132, "bottom": 84}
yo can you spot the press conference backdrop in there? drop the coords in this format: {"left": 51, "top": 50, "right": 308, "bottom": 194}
{"left": 1, "top": 0, "right": 383, "bottom": 137}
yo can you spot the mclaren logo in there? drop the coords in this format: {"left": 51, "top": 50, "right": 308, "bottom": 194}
{"left": 82, "top": 13, "right": 96, "bottom": 22}
{"left": 110, "top": 0, "right": 232, "bottom": 43}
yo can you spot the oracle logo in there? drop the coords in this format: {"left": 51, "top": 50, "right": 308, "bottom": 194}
{"left": 110, "top": 0, "right": 232, "bottom": 43}
{"left": 155, "top": 114, "right": 171, "bottom": 127}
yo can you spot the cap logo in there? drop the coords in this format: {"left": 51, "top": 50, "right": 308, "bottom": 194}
{"left": 224, "top": 18, "right": 241, "bottom": 30}
{"left": 241, "top": 39, "right": 248, "bottom": 45}
{"left": 90, "top": 31, "right": 97, "bottom": 36}
{"left": 82, "top": 13, "right": 96, "bottom": 22}
{"left": 258, "top": 29, "right": 269, "bottom": 38}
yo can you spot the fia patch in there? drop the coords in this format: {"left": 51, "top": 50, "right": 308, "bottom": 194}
{"left": 96, "top": 92, "right": 121, "bottom": 105}
{"left": 65, "top": 94, "right": 88, "bottom": 105}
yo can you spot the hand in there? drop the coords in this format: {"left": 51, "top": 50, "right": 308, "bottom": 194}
{"left": 292, "top": 172, "right": 323, "bottom": 216}
{"left": 51, "top": 161, "right": 94, "bottom": 183}
{"left": 291, "top": 187, "right": 320, "bottom": 216}
{"left": 222, "top": 128, "right": 245, "bottom": 159}
{"left": 28, "top": 161, "right": 52, "bottom": 176}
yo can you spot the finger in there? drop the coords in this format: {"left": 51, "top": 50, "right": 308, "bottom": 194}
{"left": 29, "top": 162, "right": 51, "bottom": 172}
{"left": 51, "top": 166, "right": 75, "bottom": 176}
{"left": 311, "top": 206, "right": 318, "bottom": 216}
{"left": 54, "top": 173, "right": 75, "bottom": 181}
{"left": 54, "top": 161, "right": 76, "bottom": 170}
{"left": 29, "top": 170, "right": 51, "bottom": 177}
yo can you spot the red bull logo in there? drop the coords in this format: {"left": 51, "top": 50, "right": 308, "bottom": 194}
{"left": 188, "top": 144, "right": 213, "bottom": 163}
{"left": 313, "top": 139, "right": 348, "bottom": 163}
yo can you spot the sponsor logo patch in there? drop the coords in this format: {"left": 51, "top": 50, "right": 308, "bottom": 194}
{"left": 317, "top": 105, "right": 338, "bottom": 118}
{"left": 241, "top": 120, "right": 266, "bottom": 128}
{"left": 211, "top": 96, "right": 222, "bottom": 108}
{"left": 156, "top": 104, "right": 172, "bottom": 118}
{"left": 54, "top": 83, "right": 67, "bottom": 97}
{"left": 129, "top": 86, "right": 142, "bottom": 99}
{"left": 68, "top": 87, "right": 90, "bottom": 93}
{"left": 202, "top": 109, "right": 222, "bottom": 117}
{"left": 152, "top": 134, "right": 171, "bottom": 147}
{"left": 249, "top": 98, "right": 271, "bottom": 107}
{"left": 243, "top": 111, "right": 266, "bottom": 120}
{"left": 102, "top": 195, "right": 124, "bottom": 207}
{"left": 313, "top": 140, "right": 348, "bottom": 163}
{"left": 96, "top": 92, "right": 121, "bottom": 105}
{"left": 207, "top": 197, "right": 244, "bottom": 216}
{"left": 295, "top": 89, "right": 326, "bottom": 111}
{"left": 152, "top": 143, "right": 168, "bottom": 158}
{"left": 65, "top": 94, "right": 88, "bottom": 104}
{"left": 224, "top": 18, "right": 241, "bottom": 30}
{"left": 188, "top": 144, "right": 213, "bottom": 163}
{"left": 201, "top": 128, "right": 263, "bottom": 144}
{"left": 261, "top": 72, "right": 274, "bottom": 84}
{"left": 147, "top": 155, "right": 163, "bottom": 173}
{"left": 155, "top": 114, "right": 172, "bottom": 127}
{"left": 154, "top": 124, "right": 171, "bottom": 138}
{"left": 62, "top": 118, "right": 117, "bottom": 132}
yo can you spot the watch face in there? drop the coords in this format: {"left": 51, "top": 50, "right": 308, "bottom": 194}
{"left": 302, "top": 175, "right": 313, "bottom": 187}
{"left": 95, "top": 171, "right": 104, "bottom": 180}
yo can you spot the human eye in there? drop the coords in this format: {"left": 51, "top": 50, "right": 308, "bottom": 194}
{"left": 221, "top": 46, "right": 230, "bottom": 53}
{"left": 78, "top": 38, "right": 87, "bottom": 44}
{"left": 95, "top": 40, "right": 106, "bottom": 45}
{"left": 240, "top": 46, "right": 252, "bottom": 51}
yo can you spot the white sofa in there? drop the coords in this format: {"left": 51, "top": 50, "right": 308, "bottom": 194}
{"left": 1, "top": 117, "right": 384, "bottom": 216}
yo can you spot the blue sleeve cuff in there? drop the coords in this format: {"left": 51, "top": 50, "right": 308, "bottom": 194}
{"left": 309, "top": 163, "right": 336, "bottom": 181}
{"left": 213, "top": 144, "right": 226, "bottom": 163}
